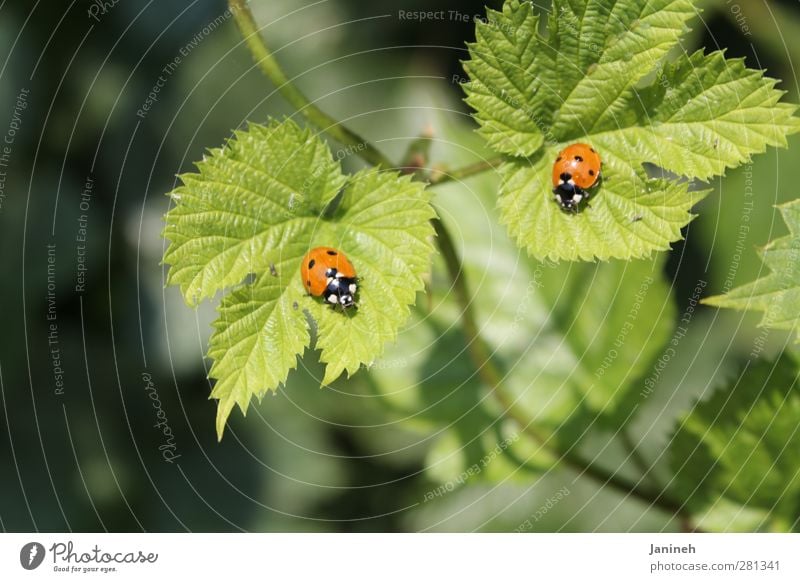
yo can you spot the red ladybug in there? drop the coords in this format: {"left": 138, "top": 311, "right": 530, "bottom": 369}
{"left": 300, "top": 247, "right": 358, "bottom": 309}
{"left": 552, "top": 143, "right": 602, "bottom": 212}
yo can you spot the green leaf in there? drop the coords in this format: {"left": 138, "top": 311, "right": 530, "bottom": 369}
{"left": 592, "top": 50, "right": 800, "bottom": 180}
{"left": 163, "top": 119, "right": 436, "bottom": 439}
{"left": 163, "top": 120, "right": 346, "bottom": 305}
{"left": 703, "top": 200, "right": 800, "bottom": 343}
{"left": 462, "top": 0, "right": 549, "bottom": 156}
{"left": 669, "top": 353, "right": 800, "bottom": 531}
{"left": 308, "top": 170, "right": 436, "bottom": 385}
{"left": 464, "top": 0, "right": 800, "bottom": 261}
{"left": 498, "top": 157, "right": 706, "bottom": 261}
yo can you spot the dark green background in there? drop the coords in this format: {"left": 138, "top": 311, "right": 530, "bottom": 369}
{"left": 0, "top": 0, "right": 798, "bottom": 532}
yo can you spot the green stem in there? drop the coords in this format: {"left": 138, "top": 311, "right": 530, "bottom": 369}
{"left": 434, "top": 218, "right": 687, "bottom": 518}
{"left": 228, "top": 0, "right": 392, "bottom": 168}
{"left": 430, "top": 157, "right": 505, "bottom": 185}
{"left": 621, "top": 427, "right": 660, "bottom": 489}
{"left": 230, "top": 0, "right": 690, "bottom": 524}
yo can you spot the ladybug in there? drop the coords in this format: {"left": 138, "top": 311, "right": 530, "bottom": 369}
{"left": 552, "top": 143, "right": 602, "bottom": 212}
{"left": 300, "top": 246, "right": 358, "bottom": 309}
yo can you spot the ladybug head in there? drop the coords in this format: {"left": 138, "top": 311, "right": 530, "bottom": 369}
{"left": 553, "top": 181, "right": 584, "bottom": 212}
{"left": 324, "top": 277, "right": 358, "bottom": 310}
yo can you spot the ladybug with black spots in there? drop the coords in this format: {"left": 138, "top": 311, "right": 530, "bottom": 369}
{"left": 300, "top": 246, "right": 358, "bottom": 310}
{"left": 552, "top": 143, "right": 602, "bottom": 212}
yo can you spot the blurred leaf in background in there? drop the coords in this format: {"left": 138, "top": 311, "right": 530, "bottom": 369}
{"left": 670, "top": 353, "right": 800, "bottom": 532}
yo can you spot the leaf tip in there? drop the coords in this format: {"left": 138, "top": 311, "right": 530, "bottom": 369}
{"left": 215, "top": 397, "right": 236, "bottom": 442}
{"left": 699, "top": 294, "right": 723, "bottom": 307}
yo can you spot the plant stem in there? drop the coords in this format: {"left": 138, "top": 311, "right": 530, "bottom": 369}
{"left": 430, "top": 157, "right": 505, "bottom": 184}
{"left": 228, "top": 0, "right": 501, "bottom": 182}
{"left": 228, "top": 0, "right": 392, "bottom": 168}
{"left": 434, "top": 218, "right": 687, "bottom": 518}
{"left": 621, "top": 427, "right": 660, "bottom": 489}
{"left": 230, "top": 0, "right": 689, "bottom": 524}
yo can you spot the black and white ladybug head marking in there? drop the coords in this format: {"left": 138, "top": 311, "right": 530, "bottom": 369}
{"left": 553, "top": 172, "right": 585, "bottom": 212}
{"left": 323, "top": 271, "right": 358, "bottom": 310}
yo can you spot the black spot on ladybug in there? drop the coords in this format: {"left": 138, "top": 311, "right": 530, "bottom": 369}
{"left": 308, "top": 259, "right": 316, "bottom": 269}
{"left": 574, "top": 155, "right": 583, "bottom": 162}
{"left": 556, "top": 156, "right": 562, "bottom": 162}
{"left": 326, "top": 250, "right": 337, "bottom": 255}
{"left": 588, "top": 169, "right": 595, "bottom": 176}
{"left": 306, "top": 279, "right": 311, "bottom": 287}
{"left": 590, "top": 147, "right": 595, "bottom": 153}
